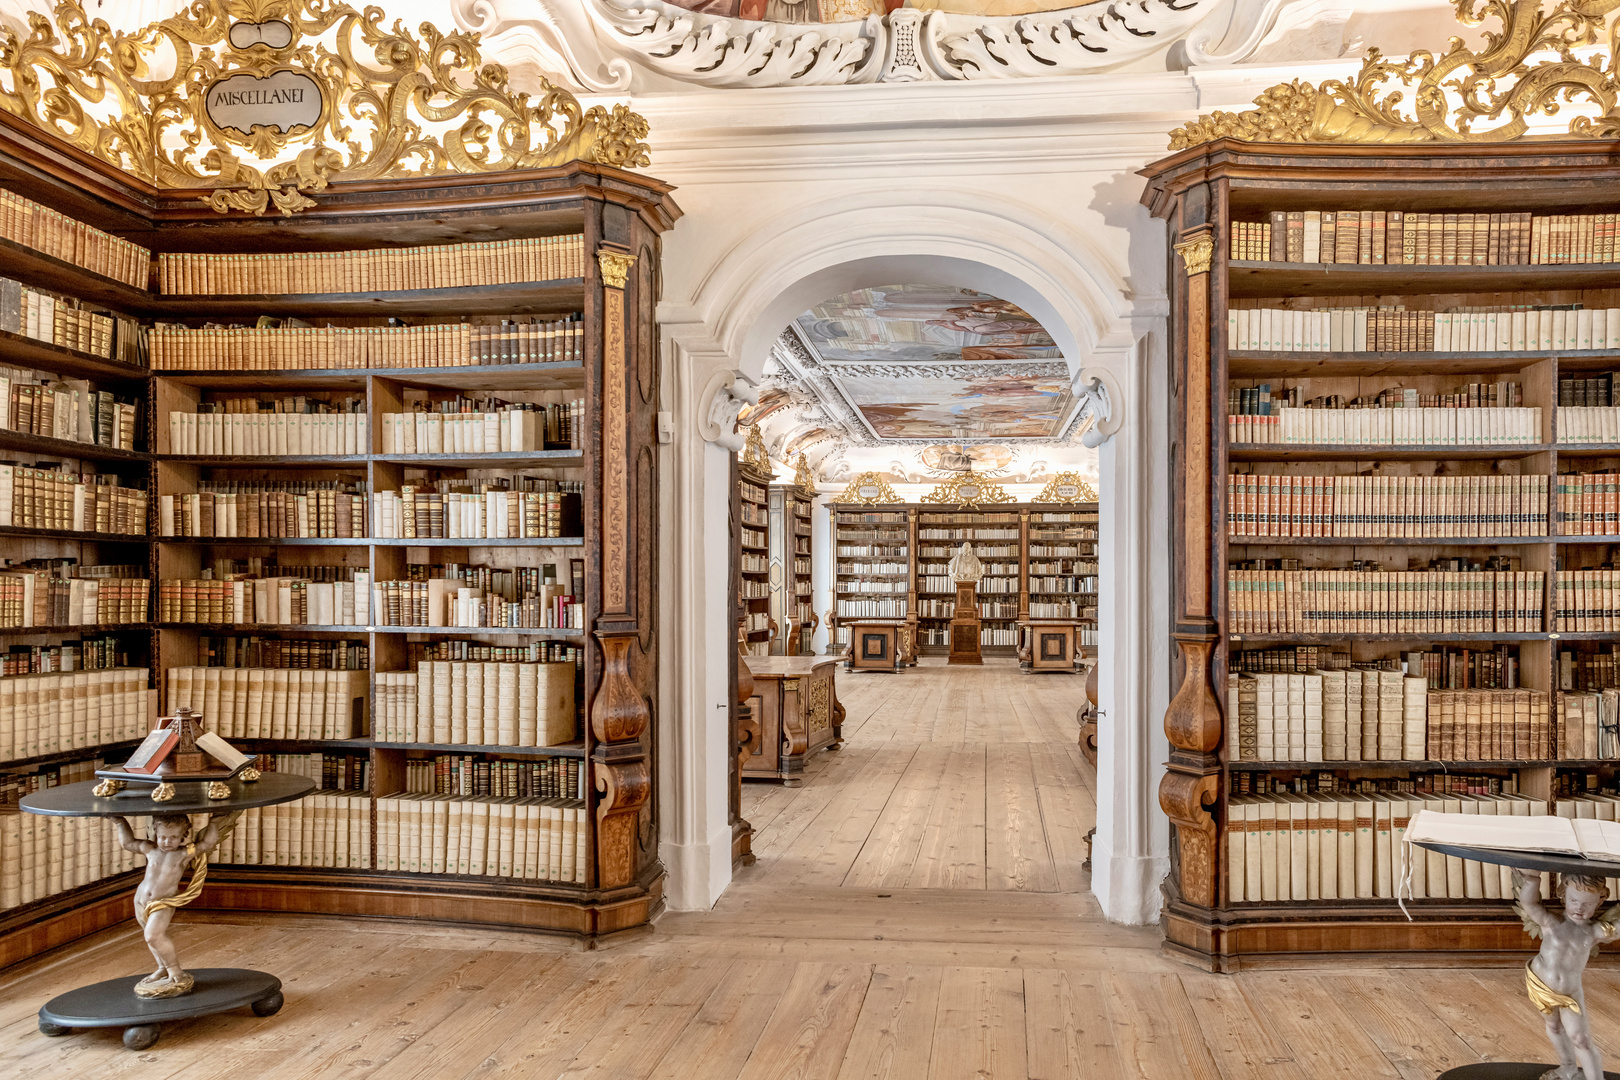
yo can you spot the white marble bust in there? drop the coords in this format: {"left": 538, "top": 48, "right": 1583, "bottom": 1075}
{"left": 948, "top": 542, "right": 984, "bottom": 584}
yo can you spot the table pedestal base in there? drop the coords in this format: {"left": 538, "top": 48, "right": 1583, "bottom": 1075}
{"left": 39, "top": 967, "right": 282, "bottom": 1050}
{"left": 1438, "top": 1065, "right": 1620, "bottom": 1080}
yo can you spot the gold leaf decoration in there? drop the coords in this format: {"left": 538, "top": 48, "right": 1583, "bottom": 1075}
{"left": 0, "top": 0, "right": 651, "bottom": 216}
{"left": 835, "top": 472, "right": 901, "bottom": 506}
{"left": 793, "top": 453, "right": 817, "bottom": 498}
{"left": 1035, "top": 472, "right": 1098, "bottom": 505}
{"left": 1167, "top": 0, "right": 1620, "bottom": 149}
{"left": 740, "top": 424, "right": 769, "bottom": 471}
{"left": 922, "top": 474, "right": 1013, "bottom": 510}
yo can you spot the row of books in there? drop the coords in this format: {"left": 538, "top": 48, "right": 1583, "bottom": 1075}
{"left": 0, "top": 279, "right": 144, "bottom": 364}
{"left": 835, "top": 561, "right": 908, "bottom": 575}
{"left": 1558, "top": 691, "right": 1620, "bottom": 759}
{"left": 376, "top": 794, "right": 588, "bottom": 883}
{"left": 377, "top": 403, "right": 581, "bottom": 454}
{"left": 155, "top": 235, "right": 586, "bottom": 296}
{"left": 740, "top": 581, "right": 769, "bottom": 599}
{"left": 1232, "top": 646, "right": 1523, "bottom": 689}
{"left": 835, "top": 545, "right": 908, "bottom": 559}
{"left": 0, "top": 572, "right": 148, "bottom": 629}
{"left": 0, "top": 189, "right": 149, "bottom": 288}
{"left": 373, "top": 579, "right": 580, "bottom": 630}
{"left": 0, "top": 366, "right": 138, "bottom": 450}
{"left": 0, "top": 636, "right": 129, "bottom": 676}
{"left": 166, "top": 409, "right": 367, "bottom": 457}
{"left": 197, "top": 634, "right": 368, "bottom": 671}
{"left": 156, "top": 575, "right": 371, "bottom": 627}
{"left": 1226, "top": 567, "right": 1545, "bottom": 634}
{"left": 370, "top": 489, "right": 582, "bottom": 540}
{"left": 150, "top": 317, "right": 585, "bottom": 371}
{"left": 981, "top": 626, "right": 1018, "bottom": 646}
{"left": 265, "top": 752, "right": 369, "bottom": 792}
{"left": 163, "top": 667, "right": 366, "bottom": 741}
{"left": 840, "top": 580, "right": 908, "bottom": 595}
{"left": 372, "top": 660, "right": 577, "bottom": 747}
{"left": 0, "top": 811, "right": 148, "bottom": 911}
{"left": 1229, "top": 305, "right": 1620, "bottom": 353}
{"left": 1561, "top": 646, "right": 1620, "bottom": 691}
{"left": 1554, "top": 571, "right": 1620, "bottom": 632}
{"left": 1558, "top": 472, "right": 1620, "bottom": 533}
{"left": 1028, "top": 577, "right": 1097, "bottom": 593}
{"left": 1556, "top": 408, "right": 1620, "bottom": 445}
{"left": 1231, "top": 670, "right": 1428, "bottom": 762}
{"left": 158, "top": 489, "right": 366, "bottom": 539}
{"left": 835, "top": 599, "right": 908, "bottom": 618}
{"left": 917, "top": 544, "right": 1019, "bottom": 559}
{"left": 1226, "top": 793, "right": 1538, "bottom": 904}
{"left": 212, "top": 794, "right": 370, "bottom": 870}
{"left": 1029, "top": 602, "right": 1092, "bottom": 618}
{"left": 1236, "top": 210, "right": 1603, "bottom": 266}
{"left": 1229, "top": 405, "right": 1541, "bottom": 447}
{"left": 917, "top": 527, "right": 1020, "bottom": 541}
{"left": 1028, "top": 560, "right": 1098, "bottom": 574}
{"left": 404, "top": 755, "right": 584, "bottom": 800}
{"left": 740, "top": 503, "right": 767, "bottom": 526}
{"left": 1562, "top": 373, "right": 1620, "bottom": 407}
{"left": 0, "top": 668, "right": 151, "bottom": 762}
{"left": 1226, "top": 472, "right": 1548, "bottom": 538}
{"left": 0, "top": 468, "right": 147, "bottom": 535}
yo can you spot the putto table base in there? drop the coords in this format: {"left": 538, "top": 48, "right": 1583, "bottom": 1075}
{"left": 21, "top": 772, "right": 314, "bottom": 1049}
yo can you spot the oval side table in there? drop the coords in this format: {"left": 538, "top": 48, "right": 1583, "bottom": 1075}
{"left": 21, "top": 772, "right": 315, "bottom": 1050}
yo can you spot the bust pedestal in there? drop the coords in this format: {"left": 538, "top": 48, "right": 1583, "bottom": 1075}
{"left": 948, "top": 581, "right": 982, "bottom": 666}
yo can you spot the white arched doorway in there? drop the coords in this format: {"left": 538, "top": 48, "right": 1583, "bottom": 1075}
{"left": 654, "top": 194, "right": 1170, "bottom": 925}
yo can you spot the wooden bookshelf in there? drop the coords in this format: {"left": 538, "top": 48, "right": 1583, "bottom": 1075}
{"left": 738, "top": 461, "right": 773, "bottom": 658}
{"left": 829, "top": 507, "right": 912, "bottom": 657}
{"left": 1027, "top": 505, "right": 1099, "bottom": 657}
{"left": 915, "top": 509, "right": 1022, "bottom": 655}
{"left": 0, "top": 117, "right": 675, "bottom": 960}
{"left": 769, "top": 483, "right": 815, "bottom": 656}
{"left": 1142, "top": 138, "right": 1620, "bottom": 969}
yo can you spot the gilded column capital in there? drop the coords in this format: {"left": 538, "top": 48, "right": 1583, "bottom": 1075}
{"left": 597, "top": 249, "right": 637, "bottom": 290}
{"left": 1174, "top": 231, "right": 1215, "bottom": 277}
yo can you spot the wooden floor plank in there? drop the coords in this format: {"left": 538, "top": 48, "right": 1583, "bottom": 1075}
{"left": 835, "top": 964, "right": 942, "bottom": 1080}
{"left": 1024, "top": 968, "right": 1126, "bottom": 1080}
{"left": 985, "top": 744, "right": 1060, "bottom": 893}
{"left": 649, "top": 960, "right": 799, "bottom": 1080}
{"left": 1239, "top": 973, "right": 1403, "bottom": 1080}
{"left": 733, "top": 962, "right": 872, "bottom": 1080}
{"left": 927, "top": 966, "right": 1027, "bottom": 1080}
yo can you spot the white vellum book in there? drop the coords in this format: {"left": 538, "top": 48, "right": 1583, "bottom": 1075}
{"left": 1405, "top": 808, "right": 1620, "bottom": 862}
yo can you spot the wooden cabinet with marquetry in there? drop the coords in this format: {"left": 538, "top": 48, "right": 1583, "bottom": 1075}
{"left": 1143, "top": 133, "right": 1620, "bottom": 969}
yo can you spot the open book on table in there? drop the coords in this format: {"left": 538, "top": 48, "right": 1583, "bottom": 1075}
{"left": 1406, "top": 808, "right": 1620, "bottom": 863}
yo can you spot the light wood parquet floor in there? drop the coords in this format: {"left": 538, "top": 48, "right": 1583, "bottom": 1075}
{"left": 0, "top": 658, "right": 1604, "bottom": 1079}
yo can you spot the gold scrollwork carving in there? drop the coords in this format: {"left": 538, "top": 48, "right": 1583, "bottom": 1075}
{"left": 835, "top": 471, "right": 901, "bottom": 505}
{"left": 1174, "top": 233, "right": 1216, "bottom": 277}
{"left": 806, "top": 677, "right": 830, "bottom": 733}
{"left": 1169, "top": 0, "right": 1620, "bottom": 150}
{"left": 1034, "top": 472, "right": 1099, "bottom": 505}
{"left": 92, "top": 778, "right": 125, "bottom": 797}
{"left": 597, "top": 249, "right": 637, "bottom": 290}
{"left": 793, "top": 453, "right": 817, "bottom": 498}
{"left": 922, "top": 474, "right": 1013, "bottom": 509}
{"left": 150, "top": 782, "right": 176, "bottom": 803}
{"left": 0, "top": 0, "right": 652, "bottom": 217}
{"left": 740, "top": 423, "right": 769, "bottom": 471}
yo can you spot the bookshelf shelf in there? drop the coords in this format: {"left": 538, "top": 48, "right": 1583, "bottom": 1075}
{"left": 368, "top": 740, "right": 586, "bottom": 758}
{"left": 0, "top": 623, "right": 150, "bottom": 636}
{"left": 0, "top": 328, "right": 149, "bottom": 383}
{"left": 152, "top": 278, "right": 587, "bottom": 319}
{"left": 156, "top": 536, "right": 586, "bottom": 548}
{"left": 1228, "top": 258, "right": 1620, "bottom": 297}
{"left": 1230, "top": 443, "right": 1552, "bottom": 461}
{"left": 0, "top": 524, "right": 149, "bottom": 543}
{"left": 0, "top": 429, "right": 146, "bottom": 462}
{"left": 0, "top": 739, "right": 139, "bottom": 770}
{"left": 1145, "top": 140, "right": 1620, "bottom": 967}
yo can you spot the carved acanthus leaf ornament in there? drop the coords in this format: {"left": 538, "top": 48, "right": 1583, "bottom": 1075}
{"left": 1168, "top": 0, "right": 1620, "bottom": 149}
{"left": 0, "top": 0, "right": 651, "bottom": 215}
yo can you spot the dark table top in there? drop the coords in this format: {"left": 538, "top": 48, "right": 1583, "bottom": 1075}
{"left": 1415, "top": 840, "right": 1620, "bottom": 879}
{"left": 20, "top": 773, "right": 316, "bottom": 818}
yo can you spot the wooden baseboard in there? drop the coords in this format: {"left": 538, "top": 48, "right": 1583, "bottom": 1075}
{"left": 1162, "top": 899, "right": 1538, "bottom": 971}
{"left": 195, "top": 866, "right": 666, "bottom": 939}
{"left": 0, "top": 873, "right": 139, "bottom": 971}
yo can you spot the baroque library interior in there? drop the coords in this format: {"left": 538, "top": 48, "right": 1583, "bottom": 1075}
{"left": 16, "top": 0, "right": 1620, "bottom": 1076}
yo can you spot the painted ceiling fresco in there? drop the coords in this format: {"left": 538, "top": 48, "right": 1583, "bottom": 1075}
{"left": 791, "top": 284, "right": 1075, "bottom": 442}
{"left": 670, "top": 0, "right": 1092, "bottom": 21}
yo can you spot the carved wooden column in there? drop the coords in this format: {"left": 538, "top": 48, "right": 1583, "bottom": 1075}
{"left": 904, "top": 507, "right": 919, "bottom": 666}
{"left": 948, "top": 580, "right": 983, "bottom": 665}
{"left": 590, "top": 246, "right": 652, "bottom": 892}
{"left": 1158, "top": 226, "right": 1224, "bottom": 910}
{"left": 733, "top": 649, "right": 757, "bottom": 866}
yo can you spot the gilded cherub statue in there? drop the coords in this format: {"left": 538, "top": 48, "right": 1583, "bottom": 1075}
{"left": 115, "top": 811, "right": 239, "bottom": 998}
{"left": 947, "top": 542, "right": 983, "bottom": 584}
{"left": 1514, "top": 868, "right": 1620, "bottom": 1080}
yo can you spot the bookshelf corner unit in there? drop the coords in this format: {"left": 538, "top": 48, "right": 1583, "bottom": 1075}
{"left": 1143, "top": 141, "right": 1620, "bottom": 968}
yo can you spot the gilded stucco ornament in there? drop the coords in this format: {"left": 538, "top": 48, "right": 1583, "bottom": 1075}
{"left": 1034, "top": 472, "right": 1098, "bottom": 504}
{"left": 922, "top": 474, "right": 1013, "bottom": 509}
{"left": 1174, "top": 234, "right": 1216, "bottom": 276}
{"left": 0, "top": 0, "right": 652, "bottom": 215}
{"left": 740, "top": 423, "right": 769, "bottom": 471}
{"left": 1168, "top": 0, "right": 1620, "bottom": 149}
{"left": 793, "top": 453, "right": 817, "bottom": 498}
{"left": 836, "top": 471, "right": 900, "bottom": 505}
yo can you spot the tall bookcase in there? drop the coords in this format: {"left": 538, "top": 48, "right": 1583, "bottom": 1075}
{"left": 829, "top": 507, "right": 912, "bottom": 654}
{"left": 1027, "top": 505, "right": 1099, "bottom": 655}
{"left": 1143, "top": 138, "right": 1620, "bottom": 968}
{"left": 0, "top": 108, "right": 675, "bottom": 963}
{"left": 738, "top": 459, "right": 772, "bottom": 658}
{"left": 916, "top": 509, "right": 1022, "bottom": 654}
{"left": 769, "top": 482, "right": 815, "bottom": 655}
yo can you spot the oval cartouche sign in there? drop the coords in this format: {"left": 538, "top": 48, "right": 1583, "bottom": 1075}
{"left": 857, "top": 484, "right": 881, "bottom": 500}
{"left": 205, "top": 69, "right": 322, "bottom": 136}
{"left": 1055, "top": 484, "right": 1079, "bottom": 498}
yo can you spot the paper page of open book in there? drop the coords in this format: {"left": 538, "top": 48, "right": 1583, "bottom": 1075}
{"left": 1572, "top": 818, "right": 1620, "bottom": 862}
{"left": 1405, "top": 808, "right": 1580, "bottom": 855}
